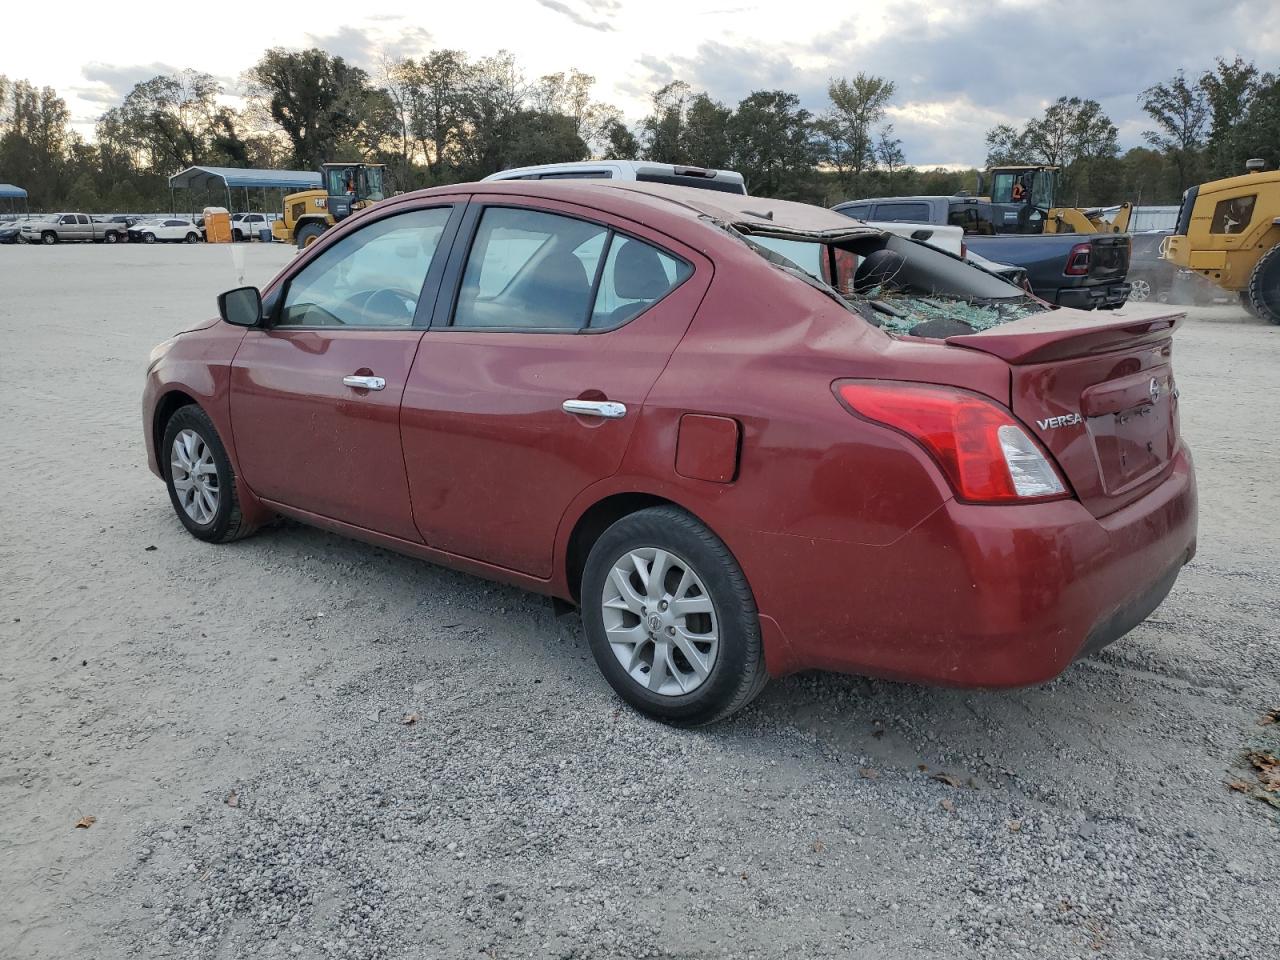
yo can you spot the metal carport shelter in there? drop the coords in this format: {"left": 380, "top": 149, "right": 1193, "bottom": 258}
{"left": 168, "top": 166, "right": 322, "bottom": 216}
{"left": 0, "top": 183, "right": 28, "bottom": 217}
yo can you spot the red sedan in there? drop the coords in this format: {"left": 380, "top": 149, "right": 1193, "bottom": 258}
{"left": 143, "top": 181, "right": 1197, "bottom": 724}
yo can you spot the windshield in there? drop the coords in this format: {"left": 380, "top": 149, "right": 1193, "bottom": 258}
{"left": 743, "top": 231, "right": 1044, "bottom": 336}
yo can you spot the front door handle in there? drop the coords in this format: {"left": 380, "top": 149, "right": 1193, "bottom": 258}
{"left": 343, "top": 375, "right": 386, "bottom": 391}
{"left": 562, "top": 399, "right": 627, "bottom": 419}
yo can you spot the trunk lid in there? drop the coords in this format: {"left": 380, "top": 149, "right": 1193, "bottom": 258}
{"left": 947, "top": 308, "right": 1183, "bottom": 517}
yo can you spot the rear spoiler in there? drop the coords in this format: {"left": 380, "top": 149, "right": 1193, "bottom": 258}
{"left": 945, "top": 310, "right": 1184, "bottom": 364}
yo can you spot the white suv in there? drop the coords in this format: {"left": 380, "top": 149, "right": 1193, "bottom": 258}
{"left": 483, "top": 160, "right": 747, "bottom": 195}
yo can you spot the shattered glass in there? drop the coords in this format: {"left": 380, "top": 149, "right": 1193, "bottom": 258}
{"left": 854, "top": 289, "right": 1044, "bottom": 334}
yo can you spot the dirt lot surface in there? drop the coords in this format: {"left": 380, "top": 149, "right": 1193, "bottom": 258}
{"left": 2, "top": 243, "right": 1278, "bottom": 960}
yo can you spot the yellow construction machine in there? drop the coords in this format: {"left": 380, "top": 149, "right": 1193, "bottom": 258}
{"left": 273, "top": 162, "right": 386, "bottom": 249}
{"left": 1162, "top": 159, "right": 1280, "bottom": 323}
{"left": 980, "top": 165, "right": 1132, "bottom": 235}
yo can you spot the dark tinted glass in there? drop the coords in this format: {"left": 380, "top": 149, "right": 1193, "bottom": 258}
{"left": 872, "top": 203, "right": 930, "bottom": 222}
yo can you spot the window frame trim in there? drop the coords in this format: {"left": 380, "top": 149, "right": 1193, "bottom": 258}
{"left": 267, "top": 201, "right": 466, "bottom": 332}
{"left": 430, "top": 201, "right": 694, "bottom": 336}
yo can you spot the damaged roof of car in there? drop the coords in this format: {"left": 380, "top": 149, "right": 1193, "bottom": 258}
{"left": 468, "top": 178, "right": 886, "bottom": 241}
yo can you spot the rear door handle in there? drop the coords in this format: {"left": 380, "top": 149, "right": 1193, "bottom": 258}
{"left": 343, "top": 375, "right": 386, "bottom": 391}
{"left": 562, "top": 399, "right": 626, "bottom": 419}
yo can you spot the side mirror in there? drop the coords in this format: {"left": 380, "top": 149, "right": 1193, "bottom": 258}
{"left": 218, "top": 286, "right": 263, "bottom": 327}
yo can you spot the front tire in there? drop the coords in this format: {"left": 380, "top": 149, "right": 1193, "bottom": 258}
{"left": 1246, "top": 244, "right": 1280, "bottom": 324}
{"left": 143, "top": 232, "right": 156, "bottom": 244}
{"left": 104, "top": 231, "right": 118, "bottom": 244}
{"left": 41, "top": 231, "right": 56, "bottom": 245}
{"left": 581, "top": 506, "right": 767, "bottom": 725}
{"left": 295, "top": 222, "right": 326, "bottom": 250}
{"left": 1127, "top": 275, "right": 1154, "bottom": 302}
{"left": 161, "top": 405, "right": 257, "bottom": 543}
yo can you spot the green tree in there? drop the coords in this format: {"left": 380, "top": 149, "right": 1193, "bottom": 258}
{"left": 246, "top": 48, "right": 376, "bottom": 169}
{"left": 603, "top": 118, "right": 640, "bottom": 160}
{"left": 641, "top": 81, "right": 691, "bottom": 163}
{"left": 0, "top": 78, "right": 72, "bottom": 208}
{"left": 1200, "top": 57, "right": 1261, "bottom": 178}
{"left": 728, "top": 90, "right": 818, "bottom": 197}
{"left": 504, "top": 110, "right": 589, "bottom": 168}
{"left": 1139, "top": 70, "right": 1208, "bottom": 190}
{"left": 681, "top": 93, "right": 734, "bottom": 168}
{"left": 821, "top": 73, "right": 896, "bottom": 194}
{"left": 108, "top": 70, "right": 222, "bottom": 173}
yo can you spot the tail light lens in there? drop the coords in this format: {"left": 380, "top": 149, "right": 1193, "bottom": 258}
{"left": 1064, "top": 242, "right": 1091, "bottom": 276}
{"left": 833, "top": 381, "right": 1068, "bottom": 503}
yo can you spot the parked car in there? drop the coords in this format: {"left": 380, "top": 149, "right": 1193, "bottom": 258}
{"left": 0, "top": 222, "right": 24, "bottom": 244}
{"left": 143, "top": 181, "right": 1197, "bottom": 724}
{"left": 20, "top": 213, "right": 128, "bottom": 244}
{"left": 833, "top": 196, "right": 1131, "bottom": 309}
{"left": 128, "top": 218, "right": 202, "bottom": 244}
{"left": 484, "top": 159, "right": 747, "bottom": 194}
{"left": 230, "top": 212, "right": 274, "bottom": 241}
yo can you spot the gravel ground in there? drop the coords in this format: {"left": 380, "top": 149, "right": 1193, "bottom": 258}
{"left": 1, "top": 243, "right": 1277, "bottom": 960}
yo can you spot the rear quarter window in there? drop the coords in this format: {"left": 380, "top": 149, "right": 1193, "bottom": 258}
{"left": 872, "top": 202, "right": 931, "bottom": 223}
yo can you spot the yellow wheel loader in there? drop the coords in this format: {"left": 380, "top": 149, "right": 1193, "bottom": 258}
{"left": 273, "top": 162, "right": 386, "bottom": 249}
{"left": 979, "top": 165, "right": 1131, "bottom": 235}
{"left": 1162, "top": 160, "right": 1280, "bottom": 323}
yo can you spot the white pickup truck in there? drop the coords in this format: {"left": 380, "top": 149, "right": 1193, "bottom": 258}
{"left": 20, "top": 213, "right": 127, "bottom": 245}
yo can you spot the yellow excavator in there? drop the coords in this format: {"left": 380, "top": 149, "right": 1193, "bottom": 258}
{"left": 273, "top": 162, "right": 387, "bottom": 249}
{"left": 1162, "top": 159, "right": 1280, "bottom": 323}
{"left": 979, "top": 165, "right": 1132, "bottom": 235}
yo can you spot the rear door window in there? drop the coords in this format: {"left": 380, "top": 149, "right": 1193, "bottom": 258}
{"left": 452, "top": 207, "right": 608, "bottom": 329}
{"left": 839, "top": 205, "right": 873, "bottom": 220}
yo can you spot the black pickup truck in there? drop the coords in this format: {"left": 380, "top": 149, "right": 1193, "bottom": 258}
{"left": 833, "top": 196, "right": 1131, "bottom": 309}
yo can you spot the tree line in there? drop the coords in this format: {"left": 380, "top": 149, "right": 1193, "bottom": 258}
{"left": 1, "top": 49, "right": 1276, "bottom": 214}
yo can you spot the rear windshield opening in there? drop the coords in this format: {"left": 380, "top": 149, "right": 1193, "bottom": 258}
{"left": 742, "top": 231, "right": 1046, "bottom": 338}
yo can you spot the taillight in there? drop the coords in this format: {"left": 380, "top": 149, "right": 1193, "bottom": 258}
{"left": 833, "top": 381, "right": 1068, "bottom": 503}
{"left": 1064, "top": 242, "right": 1091, "bottom": 276}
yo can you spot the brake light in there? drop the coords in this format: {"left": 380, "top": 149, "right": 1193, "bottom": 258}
{"left": 833, "top": 381, "right": 1068, "bottom": 503}
{"left": 1064, "top": 242, "right": 1091, "bottom": 276}
{"left": 960, "top": 242, "right": 967, "bottom": 259}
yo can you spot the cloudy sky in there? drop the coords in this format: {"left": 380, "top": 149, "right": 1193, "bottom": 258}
{"left": 6, "top": 0, "right": 1277, "bottom": 167}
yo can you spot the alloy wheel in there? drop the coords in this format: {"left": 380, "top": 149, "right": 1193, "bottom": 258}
{"left": 600, "top": 547, "right": 719, "bottom": 696}
{"left": 170, "top": 428, "right": 220, "bottom": 524}
{"left": 1128, "top": 277, "right": 1151, "bottom": 302}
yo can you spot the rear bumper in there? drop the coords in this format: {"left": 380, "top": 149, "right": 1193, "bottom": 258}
{"left": 737, "top": 445, "right": 1197, "bottom": 685}
{"left": 1056, "top": 282, "right": 1131, "bottom": 310}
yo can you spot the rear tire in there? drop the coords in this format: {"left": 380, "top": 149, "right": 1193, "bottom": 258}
{"left": 185, "top": 232, "right": 199, "bottom": 243}
{"left": 580, "top": 506, "right": 767, "bottom": 725}
{"left": 1246, "top": 244, "right": 1280, "bottom": 324}
{"left": 295, "top": 222, "right": 326, "bottom": 250}
{"left": 1239, "top": 290, "right": 1260, "bottom": 318}
{"left": 161, "top": 405, "right": 258, "bottom": 543}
